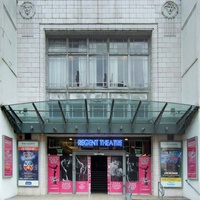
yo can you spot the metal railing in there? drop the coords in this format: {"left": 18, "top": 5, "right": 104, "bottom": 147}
{"left": 158, "top": 182, "right": 165, "bottom": 200}
{"left": 185, "top": 179, "right": 200, "bottom": 196}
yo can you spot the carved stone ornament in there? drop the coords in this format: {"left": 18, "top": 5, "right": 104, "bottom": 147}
{"left": 161, "top": 1, "right": 178, "bottom": 19}
{"left": 19, "top": 2, "right": 35, "bottom": 19}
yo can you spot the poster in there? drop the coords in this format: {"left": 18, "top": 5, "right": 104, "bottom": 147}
{"left": 48, "top": 155, "right": 60, "bottom": 193}
{"left": 110, "top": 156, "right": 123, "bottom": 193}
{"left": 18, "top": 141, "right": 39, "bottom": 186}
{"left": 126, "top": 155, "right": 151, "bottom": 194}
{"left": 48, "top": 155, "right": 73, "bottom": 193}
{"left": 138, "top": 156, "right": 151, "bottom": 194}
{"left": 59, "top": 155, "right": 73, "bottom": 193}
{"left": 187, "top": 137, "right": 198, "bottom": 179}
{"left": 160, "top": 141, "right": 182, "bottom": 187}
{"left": 3, "top": 135, "right": 13, "bottom": 177}
{"left": 76, "top": 155, "right": 88, "bottom": 193}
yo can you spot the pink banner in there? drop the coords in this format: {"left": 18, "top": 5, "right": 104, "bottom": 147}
{"left": 3, "top": 136, "right": 13, "bottom": 177}
{"left": 138, "top": 156, "right": 151, "bottom": 194}
{"left": 48, "top": 155, "right": 60, "bottom": 193}
{"left": 187, "top": 137, "right": 197, "bottom": 179}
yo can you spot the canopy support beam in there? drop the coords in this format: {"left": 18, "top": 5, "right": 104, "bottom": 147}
{"left": 32, "top": 102, "right": 44, "bottom": 132}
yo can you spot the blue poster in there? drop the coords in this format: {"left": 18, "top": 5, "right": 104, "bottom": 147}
{"left": 18, "top": 141, "right": 39, "bottom": 186}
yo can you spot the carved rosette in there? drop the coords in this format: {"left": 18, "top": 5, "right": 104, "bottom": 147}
{"left": 19, "top": 2, "right": 35, "bottom": 19}
{"left": 161, "top": 1, "right": 178, "bottom": 19}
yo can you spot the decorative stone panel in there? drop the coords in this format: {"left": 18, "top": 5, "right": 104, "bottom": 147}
{"left": 19, "top": 2, "right": 35, "bottom": 19}
{"left": 162, "top": 1, "right": 178, "bottom": 19}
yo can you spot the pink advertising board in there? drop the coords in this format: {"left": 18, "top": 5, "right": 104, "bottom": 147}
{"left": 48, "top": 155, "right": 73, "bottom": 193}
{"left": 48, "top": 155, "right": 60, "bottom": 193}
{"left": 138, "top": 156, "right": 151, "bottom": 194}
{"left": 187, "top": 137, "right": 198, "bottom": 179}
{"left": 3, "top": 136, "right": 13, "bottom": 177}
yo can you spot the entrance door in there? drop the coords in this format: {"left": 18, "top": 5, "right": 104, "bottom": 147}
{"left": 91, "top": 156, "right": 107, "bottom": 193}
{"left": 72, "top": 150, "right": 126, "bottom": 194}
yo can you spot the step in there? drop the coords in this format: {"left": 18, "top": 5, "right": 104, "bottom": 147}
{"left": 131, "top": 196, "right": 190, "bottom": 200}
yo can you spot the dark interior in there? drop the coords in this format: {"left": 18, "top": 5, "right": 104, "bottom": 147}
{"left": 91, "top": 156, "right": 107, "bottom": 193}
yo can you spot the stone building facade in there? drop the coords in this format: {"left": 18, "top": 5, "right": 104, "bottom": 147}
{"left": 0, "top": 0, "right": 200, "bottom": 200}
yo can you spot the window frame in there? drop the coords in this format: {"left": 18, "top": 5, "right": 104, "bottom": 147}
{"left": 47, "top": 37, "right": 150, "bottom": 90}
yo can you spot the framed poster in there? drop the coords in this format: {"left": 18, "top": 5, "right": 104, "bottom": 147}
{"left": 160, "top": 141, "right": 182, "bottom": 187}
{"left": 187, "top": 137, "right": 198, "bottom": 179}
{"left": 2, "top": 135, "right": 13, "bottom": 177}
{"left": 109, "top": 156, "right": 123, "bottom": 194}
{"left": 76, "top": 155, "right": 88, "bottom": 193}
{"left": 18, "top": 141, "right": 39, "bottom": 186}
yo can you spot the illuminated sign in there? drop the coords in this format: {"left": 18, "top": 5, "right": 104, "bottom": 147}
{"left": 77, "top": 139, "right": 123, "bottom": 147}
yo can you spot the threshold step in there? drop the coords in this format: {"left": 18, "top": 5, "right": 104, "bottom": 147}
{"left": 131, "top": 196, "right": 190, "bottom": 200}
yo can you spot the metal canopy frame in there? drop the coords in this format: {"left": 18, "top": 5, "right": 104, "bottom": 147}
{"left": 1, "top": 99, "right": 198, "bottom": 135}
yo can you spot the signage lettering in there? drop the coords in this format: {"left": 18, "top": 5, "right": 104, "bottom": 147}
{"left": 77, "top": 139, "right": 123, "bottom": 147}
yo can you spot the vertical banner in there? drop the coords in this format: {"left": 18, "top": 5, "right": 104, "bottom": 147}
{"left": 110, "top": 156, "right": 123, "bottom": 194}
{"left": 187, "top": 137, "right": 198, "bottom": 179}
{"left": 59, "top": 155, "right": 72, "bottom": 193}
{"left": 76, "top": 155, "right": 88, "bottom": 193}
{"left": 138, "top": 156, "right": 151, "bottom": 194}
{"left": 18, "top": 141, "right": 39, "bottom": 186}
{"left": 160, "top": 141, "right": 182, "bottom": 187}
{"left": 88, "top": 156, "right": 91, "bottom": 193}
{"left": 126, "top": 155, "right": 139, "bottom": 194}
{"left": 3, "top": 135, "right": 13, "bottom": 177}
{"left": 48, "top": 155, "right": 60, "bottom": 193}
{"left": 107, "top": 156, "right": 111, "bottom": 193}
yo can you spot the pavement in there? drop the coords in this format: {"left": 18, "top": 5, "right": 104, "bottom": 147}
{"left": 5, "top": 194, "right": 162, "bottom": 200}
{"left": 6, "top": 194, "right": 126, "bottom": 200}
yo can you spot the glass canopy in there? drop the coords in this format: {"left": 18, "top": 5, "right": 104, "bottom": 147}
{"left": 1, "top": 99, "right": 198, "bottom": 135}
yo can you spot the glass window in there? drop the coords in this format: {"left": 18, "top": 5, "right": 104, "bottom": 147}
{"left": 130, "top": 56, "right": 149, "bottom": 88}
{"left": 69, "top": 39, "right": 87, "bottom": 53}
{"left": 48, "top": 39, "right": 66, "bottom": 53}
{"left": 47, "top": 37, "right": 150, "bottom": 89}
{"left": 48, "top": 55, "right": 67, "bottom": 88}
{"left": 68, "top": 56, "right": 87, "bottom": 87}
{"left": 109, "top": 56, "right": 128, "bottom": 87}
{"left": 89, "top": 56, "right": 107, "bottom": 87}
{"left": 89, "top": 39, "right": 107, "bottom": 53}
{"left": 130, "top": 39, "right": 148, "bottom": 54}
{"left": 110, "top": 39, "right": 127, "bottom": 53}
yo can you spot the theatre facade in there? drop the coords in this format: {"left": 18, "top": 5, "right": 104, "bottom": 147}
{"left": 1, "top": 99, "right": 198, "bottom": 196}
{"left": 1, "top": 0, "right": 200, "bottom": 200}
